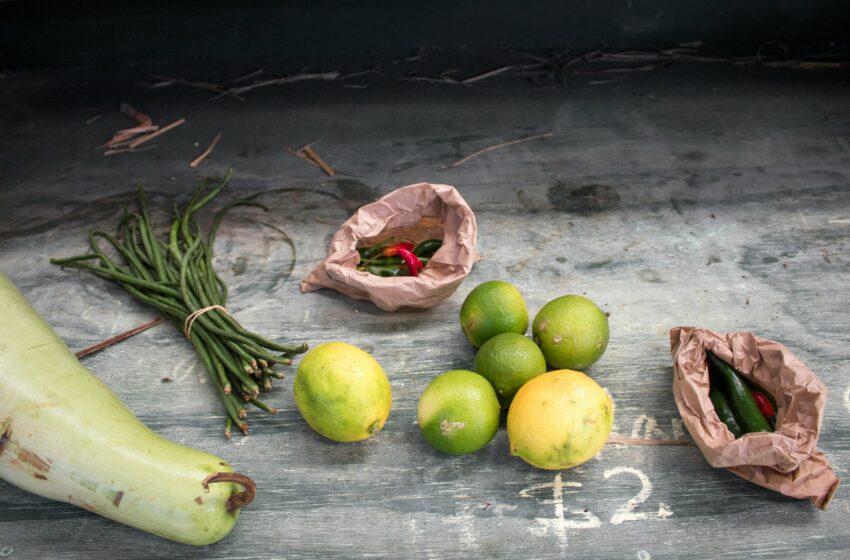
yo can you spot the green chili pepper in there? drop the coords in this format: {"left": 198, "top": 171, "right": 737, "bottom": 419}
{"left": 358, "top": 256, "right": 431, "bottom": 267}
{"left": 413, "top": 239, "right": 443, "bottom": 257}
{"left": 366, "top": 264, "right": 410, "bottom": 277}
{"left": 707, "top": 352, "right": 773, "bottom": 434}
{"left": 708, "top": 385, "right": 744, "bottom": 438}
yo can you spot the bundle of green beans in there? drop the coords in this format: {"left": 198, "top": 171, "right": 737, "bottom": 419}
{"left": 51, "top": 171, "right": 308, "bottom": 437}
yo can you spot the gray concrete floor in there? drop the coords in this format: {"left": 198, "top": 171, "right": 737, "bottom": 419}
{"left": 1, "top": 59, "right": 849, "bottom": 559}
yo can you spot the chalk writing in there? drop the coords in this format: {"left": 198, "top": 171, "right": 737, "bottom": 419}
{"left": 631, "top": 414, "right": 683, "bottom": 440}
{"left": 604, "top": 467, "right": 673, "bottom": 524}
{"left": 519, "top": 466, "right": 673, "bottom": 547}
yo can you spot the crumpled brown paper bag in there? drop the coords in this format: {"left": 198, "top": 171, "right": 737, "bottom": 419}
{"left": 670, "top": 327, "right": 840, "bottom": 509}
{"left": 300, "top": 182, "right": 478, "bottom": 311}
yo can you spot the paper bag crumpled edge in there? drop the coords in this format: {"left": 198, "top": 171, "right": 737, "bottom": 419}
{"left": 670, "top": 326, "right": 839, "bottom": 510}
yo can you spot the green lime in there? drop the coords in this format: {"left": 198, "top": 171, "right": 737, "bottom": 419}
{"left": 459, "top": 280, "right": 528, "bottom": 347}
{"left": 294, "top": 342, "right": 392, "bottom": 442}
{"left": 417, "top": 370, "right": 500, "bottom": 455}
{"left": 532, "top": 295, "right": 609, "bottom": 370}
{"left": 474, "top": 332, "right": 547, "bottom": 408}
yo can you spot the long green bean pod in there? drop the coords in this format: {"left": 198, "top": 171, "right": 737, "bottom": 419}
{"left": 51, "top": 170, "right": 307, "bottom": 437}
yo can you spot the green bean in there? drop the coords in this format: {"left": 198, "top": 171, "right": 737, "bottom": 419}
{"left": 50, "top": 171, "right": 308, "bottom": 436}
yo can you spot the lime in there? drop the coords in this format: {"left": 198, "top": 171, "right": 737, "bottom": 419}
{"left": 532, "top": 295, "right": 609, "bottom": 370}
{"left": 294, "top": 342, "right": 392, "bottom": 442}
{"left": 474, "top": 333, "right": 547, "bottom": 408}
{"left": 459, "top": 280, "right": 528, "bottom": 347}
{"left": 417, "top": 370, "right": 500, "bottom": 455}
{"left": 507, "top": 369, "right": 614, "bottom": 470}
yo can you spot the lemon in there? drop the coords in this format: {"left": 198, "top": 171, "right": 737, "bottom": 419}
{"left": 532, "top": 294, "right": 609, "bottom": 370}
{"left": 507, "top": 369, "right": 613, "bottom": 470}
{"left": 417, "top": 370, "right": 500, "bottom": 455}
{"left": 294, "top": 342, "right": 392, "bottom": 442}
{"left": 474, "top": 333, "right": 547, "bottom": 408}
{"left": 459, "top": 280, "right": 528, "bottom": 348}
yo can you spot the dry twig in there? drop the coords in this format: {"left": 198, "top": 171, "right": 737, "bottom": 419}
{"left": 301, "top": 146, "right": 336, "bottom": 176}
{"left": 213, "top": 71, "right": 341, "bottom": 99}
{"left": 285, "top": 143, "right": 336, "bottom": 176}
{"left": 127, "top": 118, "right": 186, "bottom": 149}
{"left": 189, "top": 133, "right": 223, "bottom": 168}
{"left": 449, "top": 132, "right": 554, "bottom": 168}
{"left": 462, "top": 65, "right": 514, "bottom": 84}
{"left": 227, "top": 69, "right": 264, "bottom": 83}
{"left": 74, "top": 316, "right": 166, "bottom": 359}
{"left": 103, "top": 145, "right": 158, "bottom": 156}
{"left": 148, "top": 75, "right": 244, "bottom": 100}
{"left": 100, "top": 102, "right": 157, "bottom": 149}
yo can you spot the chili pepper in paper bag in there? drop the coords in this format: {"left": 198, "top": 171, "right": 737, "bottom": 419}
{"left": 707, "top": 352, "right": 773, "bottom": 435}
{"left": 670, "top": 327, "right": 840, "bottom": 510}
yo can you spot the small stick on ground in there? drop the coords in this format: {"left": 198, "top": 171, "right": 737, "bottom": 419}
{"left": 285, "top": 144, "right": 320, "bottom": 167}
{"left": 189, "top": 133, "right": 223, "bottom": 168}
{"left": 217, "top": 71, "right": 341, "bottom": 99}
{"left": 285, "top": 143, "right": 336, "bottom": 175}
{"left": 228, "top": 69, "right": 264, "bottom": 83}
{"left": 100, "top": 102, "right": 157, "bottom": 149}
{"left": 148, "top": 75, "right": 244, "bottom": 101}
{"left": 85, "top": 114, "right": 102, "bottom": 125}
{"left": 449, "top": 132, "right": 553, "bottom": 168}
{"left": 75, "top": 316, "right": 167, "bottom": 359}
{"left": 462, "top": 65, "right": 514, "bottom": 84}
{"left": 128, "top": 118, "right": 186, "bottom": 149}
{"left": 104, "top": 145, "right": 158, "bottom": 156}
{"left": 300, "top": 145, "right": 336, "bottom": 176}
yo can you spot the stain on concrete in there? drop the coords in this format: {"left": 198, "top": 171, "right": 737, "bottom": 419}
{"left": 231, "top": 256, "right": 248, "bottom": 276}
{"left": 392, "top": 153, "right": 457, "bottom": 173}
{"left": 547, "top": 183, "right": 621, "bottom": 214}
{"left": 670, "top": 196, "right": 697, "bottom": 215}
{"left": 333, "top": 178, "right": 374, "bottom": 201}
{"left": 678, "top": 151, "right": 706, "bottom": 162}
{"left": 0, "top": 190, "right": 172, "bottom": 241}
{"left": 638, "top": 269, "right": 662, "bottom": 283}
{"left": 416, "top": 135, "right": 487, "bottom": 146}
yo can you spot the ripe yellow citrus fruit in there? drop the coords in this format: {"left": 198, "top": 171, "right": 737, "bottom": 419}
{"left": 294, "top": 342, "right": 392, "bottom": 442}
{"left": 417, "top": 370, "right": 500, "bottom": 455}
{"left": 474, "top": 332, "right": 547, "bottom": 408}
{"left": 532, "top": 295, "right": 609, "bottom": 370}
{"left": 459, "top": 280, "right": 528, "bottom": 348}
{"left": 507, "top": 369, "right": 613, "bottom": 470}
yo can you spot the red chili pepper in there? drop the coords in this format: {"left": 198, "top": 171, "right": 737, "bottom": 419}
{"left": 397, "top": 247, "right": 424, "bottom": 276}
{"left": 751, "top": 390, "right": 776, "bottom": 420}
{"left": 381, "top": 242, "right": 415, "bottom": 257}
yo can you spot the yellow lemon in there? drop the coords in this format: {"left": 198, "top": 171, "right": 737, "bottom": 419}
{"left": 294, "top": 342, "right": 392, "bottom": 442}
{"left": 507, "top": 369, "right": 613, "bottom": 470}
